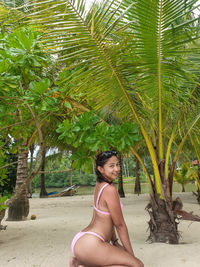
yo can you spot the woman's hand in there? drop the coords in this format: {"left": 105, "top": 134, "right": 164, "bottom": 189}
{"left": 113, "top": 240, "right": 125, "bottom": 250}
{"left": 112, "top": 241, "right": 144, "bottom": 266}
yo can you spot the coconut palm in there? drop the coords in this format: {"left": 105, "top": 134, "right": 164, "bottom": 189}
{"left": 174, "top": 163, "right": 192, "bottom": 192}
{"left": 1, "top": 0, "right": 200, "bottom": 243}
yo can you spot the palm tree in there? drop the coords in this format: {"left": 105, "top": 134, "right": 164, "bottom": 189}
{"left": 174, "top": 163, "right": 192, "bottom": 192}
{"left": 118, "top": 154, "right": 125, "bottom": 198}
{"left": 134, "top": 156, "right": 141, "bottom": 195}
{"left": 2, "top": 0, "right": 200, "bottom": 243}
{"left": 39, "top": 146, "right": 48, "bottom": 197}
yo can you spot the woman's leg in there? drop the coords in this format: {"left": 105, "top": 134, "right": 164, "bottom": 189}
{"left": 73, "top": 235, "right": 143, "bottom": 267}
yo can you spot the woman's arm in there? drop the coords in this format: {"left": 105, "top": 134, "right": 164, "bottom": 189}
{"left": 111, "top": 228, "right": 118, "bottom": 244}
{"left": 111, "top": 228, "right": 125, "bottom": 250}
{"left": 105, "top": 185, "right": 135, "bottom": 256}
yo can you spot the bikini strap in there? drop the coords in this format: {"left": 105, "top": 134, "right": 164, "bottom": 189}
{"left": 96, "top": 183, "right": 109, "bottom": 208}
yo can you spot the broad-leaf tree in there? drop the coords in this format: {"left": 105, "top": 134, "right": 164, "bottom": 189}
{"left": 0, "top": 26, "right": 56, "bottom": 220}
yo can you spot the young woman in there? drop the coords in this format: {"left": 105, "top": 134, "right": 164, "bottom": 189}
{"left": 70, "top": 151, "right": 144, "bottom": 267}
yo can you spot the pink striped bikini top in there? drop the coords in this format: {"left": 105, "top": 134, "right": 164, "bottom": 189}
{"left": 94, "top": 183, "right": 123, "bottom": 216}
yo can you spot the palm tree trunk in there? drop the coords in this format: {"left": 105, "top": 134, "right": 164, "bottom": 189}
{"left": 146, "top": 191, "right": 179, "bottom": 244}
{"left": 126, "top": 159, "right": 130, "bottom": 177}
{"left": 40, "top": 147, "right": 48, "bottom": 198}
{"left": 123, "top": 158, "right": 127, "bottom": 177}
{"left": 196, "top": 163, "right": 200, "bottom": 204}
{"left": 146, "top": 156, "right": 179, "bottom": 244}
{"left": 69, "top": 165, "right": 73, "bottom": 196}
{"left": 118, "top": 155, "right": 125, "bottom": 198}
{"left": 182, "top": 184, "right": 185, "bottom": 192}
{"left": 134, "top": 157, "right": 141, "bottom": 195}
{"left": 28, "top": 144, "right": 34, "bottom": 198}
{"left": 7, "top": 144, "right": 29, "bottom": 221}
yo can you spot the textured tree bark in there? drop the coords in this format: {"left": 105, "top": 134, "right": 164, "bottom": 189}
{"left": 196, "top": 189, "right": 200, "bottom": 204}
{"left": 146, "top": 193, "right": 179, "bottom": 244}
{"left": 134, "top": 157, "right": 141, "bottom": 195}
{"left": 69, "top": 163, "right": 73, "bottom": 196}
{"left": 182, "top": 184, "right": 185, "bottom": 192}
{"left": 28, "top": 144, "right": 34, "bottom": 198}
{"left": 146, "top": 155, "right": 180, "bottom": 244}
{"left": 40, "top": 147, "right": 48, "bottom": 198}
{"left": 118, "top": 155, "right": 125, "bottom": 198}
{"left": 123, "top": 157, "right": 127, "bottom": 177}
{"left": 195, "top": 164, "right": 200, "bottom": 204}
{"left": 0, "top": 208, "right": 6, "bottom": 230}
{"left": 7, "top": 145, "right": 29, "bottom": 221}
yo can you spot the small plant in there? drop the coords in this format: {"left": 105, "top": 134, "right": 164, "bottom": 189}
{"left": 0, "top": 195, "right": 8, "bottom": 231}
{"left": 174, "top": 163, "right": 192, "bottom": 192}
{"left": 0, "top": 195, "right": 8, "bottom": 212}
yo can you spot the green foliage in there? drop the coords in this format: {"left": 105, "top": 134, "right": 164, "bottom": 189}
{"left": 0, "top": 26, "right": 61, "bottom": 197}
{"left": 174, "top": 163, "right": 193, "bottom": 190}
{"left": 0, "top": 195, "right": 8, "bottom": 212}
{"left": 0, "top": 139, "right": 8, "bottom": 187}
{"left": 31, "top": 153, "right": 146, "bottom": 188}
{"left": 1, "top": 0, "right": 199, "bottom": 202}
{"left": 0, "top": 26, "right": 55, "bottom": 142}
{"left": 123, "top": 174, "right": 147, "bottom": 184}
{"left": 57, "top": 111, "right": 141, "bottom": 172}
{"left": 16, "top": 0, "right": 200, "bottom": 198}
{"left": 70, "top": 172, "right": 96, "bottom": 186}
{"left": 29, "top": 78, "right": 50, "bottom": 95}
{"left": 32, "top": 170, "right": 97, "bottom": 188}
{"left": 0, "top": 27, "right": 50, "bottom": 87}
{"left": 31, "top": 152, "right": 96, "bottom": 188}
{"left": 0, "top": 138, "right": 17, "bottom": 196}
{"left": 0, "top": 154, "right": 7, "bottom": 187}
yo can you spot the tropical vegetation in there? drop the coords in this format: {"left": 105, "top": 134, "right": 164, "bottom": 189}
{"left": 0, "top": 0, "right": 200, "bottom": 244}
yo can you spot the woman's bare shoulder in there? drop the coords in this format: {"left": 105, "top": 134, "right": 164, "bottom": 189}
{"left": 104, "top": 184, "right": 118, "bottom": 196}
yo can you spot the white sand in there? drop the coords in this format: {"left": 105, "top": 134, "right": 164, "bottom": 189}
{"left": 0, "top": 192, "right": 200, "bottom": 267}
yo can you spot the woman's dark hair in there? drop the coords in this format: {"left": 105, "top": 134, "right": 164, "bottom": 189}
{"left": 95, "top": 151, "right": 118, "bottom": 184}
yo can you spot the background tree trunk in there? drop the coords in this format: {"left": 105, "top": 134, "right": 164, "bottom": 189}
{"left": 134, "top": 157, "right": 141, "bottom": 195}
{"left": 7, "top": 145, "right": 29, "bottom": 221}
{"left": 182, "top": 184, "right": 185, "bottom": 192}
{"left": 123, "top": 157, "right": 127, "bottom": 177}
{"left": 196, "top": 164, "right": 200, "bottom": 204}
{"left": 118, "top": 155, "right": 125, "bottom": 198}
{"left": 28, "top": 144, "right": 34, "bottom": 198}
{"left": 196, "top": 189, "right": 200, "bottom": 204}
{"left": 40, "top": 147, "right": 48, "bottom": 198}
{"left": 69, "top": 162, "right": 73, "bottom": 196}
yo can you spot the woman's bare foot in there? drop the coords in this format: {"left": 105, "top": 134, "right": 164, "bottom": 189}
{"left": 69, "top": 257, "right": 76, "bottom": 267}
{"left": 69, "top": 257, "right": 85, "bottom": 267}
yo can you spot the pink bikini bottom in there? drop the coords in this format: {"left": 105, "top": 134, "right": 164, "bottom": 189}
{"left": 71, "top": 231, "right": 105, "bottom": 254}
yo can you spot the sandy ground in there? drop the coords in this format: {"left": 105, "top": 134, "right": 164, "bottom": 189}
{"left": 0, "top": 192, "right": 200, "bottom": 267}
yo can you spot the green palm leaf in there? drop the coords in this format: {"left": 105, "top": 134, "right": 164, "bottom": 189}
{"left": 1, "top": 0, "right": 200, "bottom": 197}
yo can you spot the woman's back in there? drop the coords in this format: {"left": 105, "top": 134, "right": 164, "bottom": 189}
{"left": 83, "top": 182, "right": 114, "bottom": 242}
